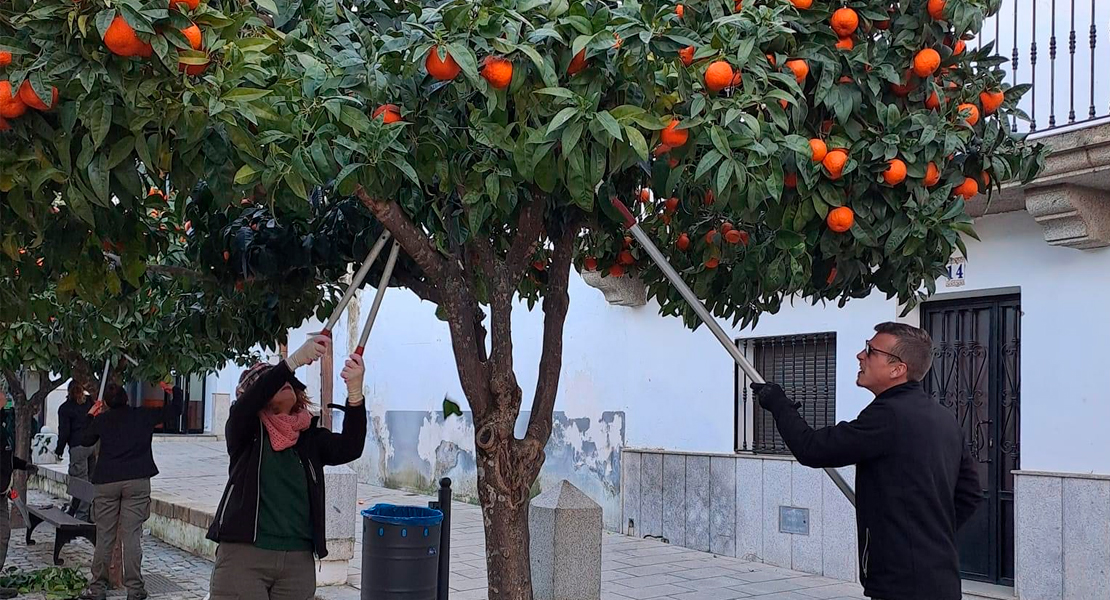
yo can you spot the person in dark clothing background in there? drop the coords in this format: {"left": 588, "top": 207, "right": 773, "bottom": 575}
{"left": 0, "top": 388, "right": 36, "bottom": 600}
{"left": 77, "top": 383, "right": 181, "bottom": 600}
{"left": 55, "top": 380, "right": 96, "bottom": 520}
{"left": 751, "top": 322, "right": 983, "bottom": 600}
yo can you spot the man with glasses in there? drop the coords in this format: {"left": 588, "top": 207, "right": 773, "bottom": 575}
{"left": 751, "top": 322, "right": 982, "bottom": 600}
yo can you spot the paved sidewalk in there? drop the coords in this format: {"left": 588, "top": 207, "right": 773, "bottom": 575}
{"left": 6, "top": 491, "right": 212, "bottom": 599}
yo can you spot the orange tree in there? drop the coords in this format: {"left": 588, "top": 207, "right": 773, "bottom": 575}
{"left": 1, "top": 0, "right": 1046, "bottom": 597}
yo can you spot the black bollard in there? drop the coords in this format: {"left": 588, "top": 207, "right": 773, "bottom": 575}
{"left": 435, "top": 478, "right": 452, "bottom": 600}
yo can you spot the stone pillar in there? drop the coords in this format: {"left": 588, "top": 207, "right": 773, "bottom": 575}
{"left": 318, "top": 464, "right": 358, "bottom": 586}
{"left": 210, "top": 393, "right": 230, "bottom": 437}
{"left": 529, "top": 480, "right": 602, "bottom": 600}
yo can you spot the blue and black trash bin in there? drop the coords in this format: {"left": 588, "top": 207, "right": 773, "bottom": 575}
{"left": 361, "top": 503, "right": 444, "bottom": 600}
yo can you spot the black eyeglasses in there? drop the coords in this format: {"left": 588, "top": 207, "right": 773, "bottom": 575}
{"left": 865, "top": 341, "right": 903, "bottom": 363}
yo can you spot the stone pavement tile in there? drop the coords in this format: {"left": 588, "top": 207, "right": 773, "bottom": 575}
{"left": 617, "top": 563, "right": 695, "bottom": 577}
{"left": 614, "top": 573, "right": 690, "bottom": 589}
{"left": 670, "top": 588, "right": 754, "bottom": 600}
{"left": 737, "top": 593, "right": 815, "bottom": 600}
{"left": 795, "top": 582, "right": 867, "bottom": 599}
{"left": 731, "top": 577, "right": 830, "bottom": 596}
{"left": 608, "top": 582, "right": 700, "bottom": 599}
{"left": 672, "top": 565, "right": 743, "bottom": 580}
{"left": 449, "top": 575, "right": 489, "bottom": 592}
{"left": 727, "top": 566, "right": 809, "bottom": 583}
{"left": 673, "top": 575, "right": 748, "bottom": 591}
{"left": 602, "top": 569, "right": 637, "bottom": 582}
{"left": 616, "top": 552, "right": 708, "bottom": 567}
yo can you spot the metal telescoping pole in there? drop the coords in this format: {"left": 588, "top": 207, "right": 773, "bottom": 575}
{"left": 609, "top": 199, "right": 856, "bottom": 506}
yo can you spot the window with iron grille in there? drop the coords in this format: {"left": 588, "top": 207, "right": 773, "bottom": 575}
{"left": 735, "top": 333, "right": 836, "bottom": 454}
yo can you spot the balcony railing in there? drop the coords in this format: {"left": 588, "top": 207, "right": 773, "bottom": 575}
{"left": 979, "top": 0, "right": 1110, "bottom": 137}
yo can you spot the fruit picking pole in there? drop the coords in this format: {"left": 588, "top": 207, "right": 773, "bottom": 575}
{"left": 610, "top": 198, "right": 856, "bottom": 507}
{"left": 354, "top": 241, "right": 401, "bottom": 356}
{"left": 321, "top": 232, "right": 392, "bottom": 337}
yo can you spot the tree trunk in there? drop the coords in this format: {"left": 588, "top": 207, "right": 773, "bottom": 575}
{"left": 478, "top": 445, "right": 537, "bottom": 600}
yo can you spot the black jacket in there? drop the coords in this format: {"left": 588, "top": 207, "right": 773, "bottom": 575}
{"left": 55, "top": 397, "right": 93, "bottom": 455}
{"left": 767, "top": 381, "right": 982, "bottom": 600}
{"left": 78, "top": 400, "right": 182, "bottom": 484}
{"left": 205, "top": 361, "right": 366, "bottom": 559}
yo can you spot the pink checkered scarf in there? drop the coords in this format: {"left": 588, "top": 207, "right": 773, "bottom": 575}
{"left": 259, "top": 408, "right": 311, "bottom": 452}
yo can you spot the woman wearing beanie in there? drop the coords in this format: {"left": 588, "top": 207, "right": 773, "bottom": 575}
{"left": 206, "top": 334, "right": 366, "bottom": 599}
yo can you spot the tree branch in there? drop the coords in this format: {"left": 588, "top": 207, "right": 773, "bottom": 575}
{"left": 440, "top": 282, "right": 491, "bottom": 417}
{"left": 524, "top": 219, "right": 582, "bottom": 448}
{"left": 389, "top": 269, "right": 440, "bottom": 305}
{"left": 103, "top": 253, "right": 216, "bottom": 283}
{"left": 355, "top": 187, "right": 449, "bottom": 284}
{"left": 503, "top": 196, "right": 548, "bottom": 284}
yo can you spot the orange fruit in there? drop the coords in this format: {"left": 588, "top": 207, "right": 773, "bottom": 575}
{"left": 838, "top": 76, "right": 853, "bottom": 84}
{"left": 481, "top": 56, "right": 513, "bottom": 89}
{"left": 809, "top": 138, "right": 827, "bottom": 162}
{"left": 0, "top": 117, "right": 10, "bottom": 132}
{"left": 0, "top": 82, "right": 27, "bottom": 119}
{"left": 104, "top": 15, "right": 153, "bottom": 58}
{"left": 785, "top": 59, "right": 809, "bottom": 83}
{"left": 925, "top": 91, "right": 941, "bottom": 110}
{"left": 17, "top": 80, "right": 58, "bottom": 111}
{"left": 181, "top": 24, "right": 202, "bottom": 50}
{"left": 729, "top": 71, "right": 742, "bottom": 88}
{"left": 980, "top": 90, "right": 1005, "bottom": 114}
{"left": 823, "top": 148, "right": 848, "bottom": 179}
{"left": 928, "top": 0, "right": 945, "bottom": 20}
{"left": 705, "top": 229, "right": 718, "bottom": 245}
{"left": 704, "top": 257, "right": 720, "bottom": 269}
{"left": 766, "top": 54, "right": 776, "bottom": 67}
{"left": 665, "top": 197, "right": 680, "bottom": 213}
{"left": 704, "top": 61, "right": 734, "bottom": 93}
{"left": 677, "top": 233, "right": 690, "bottom": 251}
{"left": 980, "top": 170, "right": 991, "bottom": 188}
{"left": 925, "top": 162, "right": 941, "bottom": 187}
{"left": 704, "top": 189, "right": 715, "bottom": 205}
{"left": 426, "top": 46, "right": 461, "bottom": 81}
{"left": 675, "top": 4, "right": 684, "bottom": 18}
{"left": 618, "top": 250, "right": 635, "bottom": 265}
{"left": 958, "top": 103, "right": 980, "bottom": 126}
{"left": 660, "top": 119, "right": 689, "bottom": 148}
{"left": 831, "top": 8, "right": 859, "bottom": 37}
{"left": 639, "top": 188, "right": 652, "bottom": 203}
{"left": 372, "top": 104, "right": 402, "bottom": 124}
{"left": 822, "top": 119, "right": 834, "bottom": 134}
{"left": 784, "top": 172, "right": 797, "bottom": 188}
{"left": 0, "top": 52, "right": 10, "bottom": 68}
{"left": 955, "top": 177, "right": 979, "bottom": 199}
{"left": 679, "top": 46, "right": 695, "bottom": 66}
{"left": 653, "top": 144, "right": 671, "bottom": 157}
{"left": 891, "top": 70, "right": 916, "bottom": 96}
{"left": 874, "top": 19, "right": 890, "bottom": 30}
{"left": 826, "top": 266, "right": 837, "bottom": 285}
{"left": 953, "top": 40, "right": 966, "bottom": 55}
{"left": 584, "top": 257, "right": 598, "bottom": 271}
{"left": 883, "top": 159, "right": 907, "bottom": 185}
{"left": 836, "top": 37, "right": 854, "bottom": 51}
{"left": 827, "top": 206, "right": 854, "bottom": 233}
{"left": 609, "top": 264, "right": 625, "bottom": 277}
{"left": 790, "top": 0, "right": 812, "bottom": 8}
{"left": 725, "top": 229, "right": 743, "bottom": 244}
{"left": 568, "top": 49, "right": 587, "bottom": 75}
{"left": 913, "top": 48, "right": 941, "bottom": 77}
{"left": 721, "top": 222, "right": 734, "bottom": 234}
{"left": 171, "top": 0, "right": 201, "bottom": 10}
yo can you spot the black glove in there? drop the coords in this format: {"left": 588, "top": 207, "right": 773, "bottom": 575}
{"left": 749, "top": 382, "right": 801, "bottom": 412}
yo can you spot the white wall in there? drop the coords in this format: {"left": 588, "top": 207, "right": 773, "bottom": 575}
{"left": 209, "top": 209, "right": 1110, "bottom": 477}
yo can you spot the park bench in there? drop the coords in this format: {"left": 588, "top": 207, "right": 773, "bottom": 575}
{"left": 20, "top": 475, "right": 97, "bottom": 566}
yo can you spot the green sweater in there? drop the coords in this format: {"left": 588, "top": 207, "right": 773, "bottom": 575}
{"left": 254, "top": 436, "right": 313, "bottom": 552}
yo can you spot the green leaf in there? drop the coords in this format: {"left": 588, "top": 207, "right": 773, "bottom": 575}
{"left": 534, "top": 87, "right": 575, "bottom": 99}
{"left": 547, "top": 107, "right": 578, "bottom": 135}
{"left": 774, "top": 230, "right": 805, "bottom": 249}
{"left": 446, "top": 42, "right": 481, "bottom": 84}
{"left": 562, "top": 120, "right": 584, "bottom": 155}
{"left": 715, "top": 160, "right": 732, "bottom": 194}
{"left": 254, "top": 0, "right": 279, "bottom": 16}
{"left": 695, "top": 150, "right": 723, "bottom": 180}
{"left": 443, "top": 396, "right": 463, "bottom": 418}
{"left": 517, "top": 44, "right": 558, "bottom": 88}
{"left": 709, "top": 126, "right": 730, "bottom": 158}
{"left": 234, "top": 165, "right": 258, "bottom": 185}
{"left": 106, "top": 136, "right": 136, "bottom": 170}
{"left": 386, "top": 157, "right": 420, "bottom": 185}
{"left": 285, "top": 170, "right": 308, "bottom": 200}
{"left": 87, "top": 102, "right": 111, "bottom": 149}
{"left": 222, "top": 88, "right": 273, "bottom": 102}
{"left": 334, "top": 163, "right": 364, "bottom": 196}
{"left": 624, "top": 126, "right": 648, "bottom": 160}
{"left": 594, "top": 111, "right": 622, "bottom": 141}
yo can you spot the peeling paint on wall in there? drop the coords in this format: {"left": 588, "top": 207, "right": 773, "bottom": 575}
{"left": 347, "top": 409, "right": 625, "bottom": 530}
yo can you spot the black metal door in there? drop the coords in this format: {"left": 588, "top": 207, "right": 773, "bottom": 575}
{"left": 922, "top": 296, "right": 1019, "bottom": 586}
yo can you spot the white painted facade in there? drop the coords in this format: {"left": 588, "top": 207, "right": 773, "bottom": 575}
{"left": 207, "top": 208, "right": 1110, "bottom": 477}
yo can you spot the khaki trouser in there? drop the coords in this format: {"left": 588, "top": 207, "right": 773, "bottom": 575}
{"left": 88, "top": 478, "right": 151, "bottom": 595}
{"left": 208, "top": 542, "right": 315, "bottom": 600}
{"left": 67, "top": 445, "right": 95, "bottom": 520}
